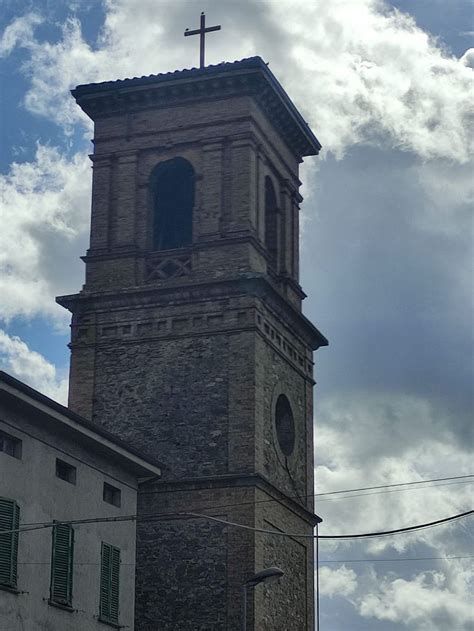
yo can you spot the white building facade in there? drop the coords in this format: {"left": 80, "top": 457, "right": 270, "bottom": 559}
{"left": 0, "top": 371, "right": 161, "bottom": 631}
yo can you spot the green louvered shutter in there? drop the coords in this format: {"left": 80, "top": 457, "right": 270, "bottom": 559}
{"left": 100, "top": 542, "right": 120, "bottom": 623}
{"left": 0, "top": 497, "right": 20, "bottom": 588}
{"left": 50, "top": 524, "right": 74, "bottom": 606}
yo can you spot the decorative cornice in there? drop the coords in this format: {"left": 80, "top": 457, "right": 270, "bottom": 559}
{"left": 56, "top": 273, "right": 328, "bottom": 350}
{"left": 72, "top": 57, "right": 321, "bottom": 159}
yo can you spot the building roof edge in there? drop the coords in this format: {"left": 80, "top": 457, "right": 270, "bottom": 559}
{"left": 0, "top": 370, "right": 163, "bottom": 477}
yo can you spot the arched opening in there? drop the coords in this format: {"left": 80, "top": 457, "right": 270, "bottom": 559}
{"left": 151, "top": 157, "right": 195, "bottom": 250}
{"left": 264, "top": 176, "right": 278, "bottom": 269}
{"left": 275, "top": 394, "right": 295, "bottom": 457}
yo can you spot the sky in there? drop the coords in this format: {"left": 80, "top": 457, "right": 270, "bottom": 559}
{"left": 0, "top": 1, "right": 473, "bottom": 629}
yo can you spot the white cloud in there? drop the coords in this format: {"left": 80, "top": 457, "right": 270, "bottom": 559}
{"left": 0, "top": 144, "right": 90, "bottom": 325}
{"left": 1, "top": 1, "right": 472, "bottom": 160}
{"left": 0, "top": 329, "right": 68, "bottom": 403}
{"left": 315, "top": 392, "right": 473, "bottom": 629}
{"left": 0, "top": 13, "right": 42, "bottom": 57}
{"left": 273, "top": 1, "right": 473, "bottom": 161}
{"left": 315, "top": 393, "right": 473, "bottom": 540}
{"left": 357, "top": 570, "right": 474, "bottom": 630}
{"left": 460, "top": 47, "right": 474, "bottom": 68}
{"left": 319, "top": 565, "right": 357, "bottom": 598}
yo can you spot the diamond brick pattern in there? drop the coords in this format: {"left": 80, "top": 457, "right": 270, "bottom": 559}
{"left": 145, "top": 254, "right": 192, "bottom": 281}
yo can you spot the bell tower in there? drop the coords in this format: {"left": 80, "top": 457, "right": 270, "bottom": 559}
{"left": 58, "top": 57, "right": 327, "bottom": 630}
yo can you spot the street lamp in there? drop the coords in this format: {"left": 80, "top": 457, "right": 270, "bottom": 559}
{"left": 242, "top": 567, "right": 284, "bottom": 631}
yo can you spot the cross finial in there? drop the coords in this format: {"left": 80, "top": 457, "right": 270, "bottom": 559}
{"left": 184, "top": 12, "right": 221, "bottom": 69}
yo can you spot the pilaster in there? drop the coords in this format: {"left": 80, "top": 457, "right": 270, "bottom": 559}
{"left": 113, "top": 151, "right": 138, "bottom": 247}
{"left": 89, "top": 155, "right": 112, "bottom": 252}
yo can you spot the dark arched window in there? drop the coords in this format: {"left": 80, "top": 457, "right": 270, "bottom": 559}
{"left": 151, "top": 157, "right": 195, "bottom": 250}
{"left": 264, "top": 176, "right": 278, "bottom": 268}
{"left": 275, "top": 394, "right": 295, "bottom": 456}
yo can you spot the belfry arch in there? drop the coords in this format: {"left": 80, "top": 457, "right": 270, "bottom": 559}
{"left": 150, "top": 157, "right": 195, "bottom": 251}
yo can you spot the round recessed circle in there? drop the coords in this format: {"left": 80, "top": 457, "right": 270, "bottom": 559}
{"left": 275, "top": 394, "right": 295, "bottom": 457}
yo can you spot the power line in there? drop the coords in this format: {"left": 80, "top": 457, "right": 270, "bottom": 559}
{"left": 2, "top": 508, "right": 472, "bottom": 539}
{"left": 320, "top": 555, "right": 474, "bottom": 564}
{"left": 319, "top": 510, "right": 474, "bottom": 539}
{"left": 16, "top": 554, "right": 473, "bottom": 566}
{"left": 140, "top": 473, "right": 474, "bottom": 501}
{"left": 315, "top": 474, "right": 474, "bottom": 497}
{"left": 173, "top": 509, "right": 474, "bottom": 540}
{"left": 316, "top": 480, "right": 474, "bottom": 502}
{"left": 137, "top": 475, "right": 474, "bottom": 513}
{"left": 4, "top": 474, "right": 473, "bottom": 534}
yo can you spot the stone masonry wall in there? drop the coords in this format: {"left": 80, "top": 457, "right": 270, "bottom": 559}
{"left": 93, "top": 330, "right": 238, "bottom": 477}
{"left": 135, "top": 484, "right": 258, "bottom": 631}
{"left": 255, "top": 490, "right": 315, "bottom": 631}
{"left": 256, "top": 334, "right": 309, "bottom": 504}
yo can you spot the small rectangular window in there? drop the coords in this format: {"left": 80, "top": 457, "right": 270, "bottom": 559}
{"left": 0, "top": 430, "right": 22, "bottom": 459}
{"left": 103, "top": 483, "right": 121, "bottom": 508}
{"left": 50, "top": 523, "right": 74, "bottom": 607}
{"left": 99, "top": 542, "right": 120, "bottom": 625}
{"left": 0, "top": 497, "right": 20, "bottom": 589}
{"left": 56, "top": 459, "right": 76, "bottom": 485}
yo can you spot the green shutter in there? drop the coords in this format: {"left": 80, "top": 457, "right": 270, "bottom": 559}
{"left": 50, "top": 524, "right": 74, "bottom": 606}
{"left": 0, "top": 497, "right": 20, "bottom": 588}
{"left": 100, "top": 542, "right": 120, "bottom": 623}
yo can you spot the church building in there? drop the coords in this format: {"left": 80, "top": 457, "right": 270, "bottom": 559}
{"left": 1, "top": 49, "right": 327, "bottom": 630}
{"left": 58, "top": 54, "right": 328, "bottom": 630}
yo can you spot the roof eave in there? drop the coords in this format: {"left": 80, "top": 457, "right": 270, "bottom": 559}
{"left": 71, "top": 57, "right": 322, "bottom": 158}
{"left": 0, "top": 371, "right": 163, "bottom": 477}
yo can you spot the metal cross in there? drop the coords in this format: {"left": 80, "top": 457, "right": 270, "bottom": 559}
{"left": 184, "top": 12, "right": 221, "bottom": 69}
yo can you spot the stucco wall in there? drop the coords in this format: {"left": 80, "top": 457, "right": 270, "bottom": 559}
{"left": 0, "top": 405, "right": 139, "bottom": 631}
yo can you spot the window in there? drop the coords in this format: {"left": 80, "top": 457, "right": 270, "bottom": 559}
{"left": 0, "top": 430, "right": 22, "bottom": 459}
{"left": 151, "top": 157, "right": 195, "bottom": 251}
{"left": 100, "top": 543, "right": 120, "bottom": 625}
{"left": 0, "top": 497, "right": 20, "bottom": 589}
{"left": 264, "top": 176, "right": 278, "bottom": 269}
{"left": 275, "top": 394, "right": 295, "bottom": 457}
{"left": 56, "top": 459, "right": 76, "bottom": 485}
{"left": 103, "top": 483, "right": 121, "bottom": 508}
{"left": 50, "top": 523, "right": 74, "bottom": 607}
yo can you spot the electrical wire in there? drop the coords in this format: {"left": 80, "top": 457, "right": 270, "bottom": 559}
{"left": 320, "top": 555, "right": 474, "bottom": 563}
{"left": 174, "top": 509, "right": 474, "bottom": 540}
{"left": 1, "top": 508, "right": 472, "bottom": 539}
{"left": 316, "top": 480, "right": 474, "bottom": 502}
{"left": 2, "top": 473, "right": 472, "bottom": 534}
{"left": 315, "top": 474, "right": 474, "bottom": 497}
{"left": 16, "top": 555, "right": 474, "bottom": 566}
{"left": 137, "top": 475, "right": 474, "bottom": 512}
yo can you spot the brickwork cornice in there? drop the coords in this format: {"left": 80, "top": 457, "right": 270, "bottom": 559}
{"left": 72, "top": 57, "right": 321, "bottom": 160}
{"left": 57, "top": 274, "right": 327, "bottom": 350}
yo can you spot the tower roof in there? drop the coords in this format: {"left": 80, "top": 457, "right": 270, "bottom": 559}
{"left": 72, "top": 56, "right": 321, "bottom": 158}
